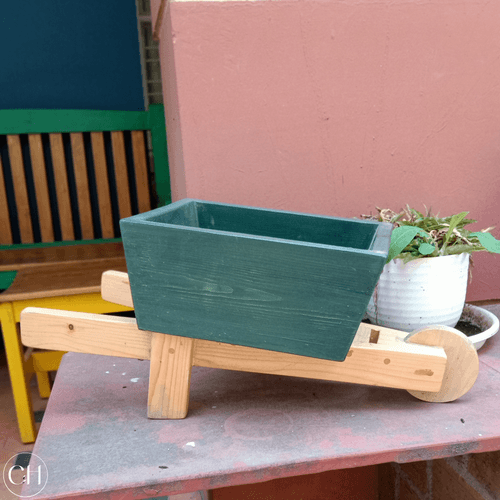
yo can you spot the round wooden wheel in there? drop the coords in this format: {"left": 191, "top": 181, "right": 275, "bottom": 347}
{"left": 405, "top": 325, "right": 479, "bottom": 403}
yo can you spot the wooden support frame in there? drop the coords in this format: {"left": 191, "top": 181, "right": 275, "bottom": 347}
{"left": 20, "top": 304, "right": 449, "bottom": 394}
{"left": 19, "top": 271, "right": 479, "bottom": 418}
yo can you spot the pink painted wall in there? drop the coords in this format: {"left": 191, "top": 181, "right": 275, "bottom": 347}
{"left": 152, "top": 0, "right": 500, "bottom": 301}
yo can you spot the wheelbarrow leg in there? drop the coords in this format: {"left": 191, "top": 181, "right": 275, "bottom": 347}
{"left": 405, "top": 326, "right": 479, "bottom": 403}
{"left": 148, "top": 332, "right": 195, "bottom": 419}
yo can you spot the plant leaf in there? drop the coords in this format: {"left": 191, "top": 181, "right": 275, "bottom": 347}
{"left": 444, "top": 244, "right": 475, "bottom": 255}
{"left": 444, "top": 211, "right": 469, "bottom": 243}
{"left": 387, "top": 226, "right": 428, "bottom": 263}
{"left": 418, "top": 242, "right": 436, "bottom": 255}
{"left": 469, "top": 232, "right": 500, "bottom": 254}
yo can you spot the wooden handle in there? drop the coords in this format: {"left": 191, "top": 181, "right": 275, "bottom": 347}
{"left": 21, "top": 307, "right": 151, "bottom": 360}
{"left": 101, "top": 270, "right": 133, "bottom": 307}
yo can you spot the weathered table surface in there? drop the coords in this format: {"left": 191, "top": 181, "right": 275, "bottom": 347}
{"left": 24, "top": 309, "right": 500, "bottom": 500}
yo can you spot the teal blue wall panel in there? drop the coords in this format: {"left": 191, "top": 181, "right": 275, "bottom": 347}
{"left": 0, "top": 1, "right": 144, "bottom": 111}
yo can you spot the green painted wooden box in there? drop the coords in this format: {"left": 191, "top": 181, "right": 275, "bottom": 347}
{"left": 120, "top": 199, "right": 392, "bottom": 362}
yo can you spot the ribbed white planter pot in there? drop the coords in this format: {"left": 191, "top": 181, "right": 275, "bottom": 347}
{"left": 366, "top": 253, "right": 470, "bottom": 332}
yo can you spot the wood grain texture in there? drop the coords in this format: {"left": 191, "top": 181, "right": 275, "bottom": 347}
{"left": 111, "top": 131, "right": 132, "bottom": 219}
{"left": 70, "top": 133, "right": 94, "bottom": 239}
{"left": 20, "top": 306, "right": 446, "bottom": 394}
{"left": 0, "top": 242, "right": 124, "bottom": 271}
{"left": 28, "top": 134, "right": 54, "bottom": 242}
{"left": 0, "top": 257, "right": 127, "bottom": 301}
{"left": 193, "top": 339, "right": 446, "bottom": 392}
{"left": 120, "top": 200, "right": 390, "bottom": 362}
{"left": 49, "top": 133, "right": 75, "bottom": 240}
{"left": 148, "top": 332, "right": 194, "bottom": 418}
{"left": 91, "top": 132, "right": 114, "bottom": 238}
{"left": 101, "top": 270, "right": 133, "bottom": 308}
{"left": 20, "top": 307, "right": 151, "bottom": 359}
{"left": 7, "top": 135, "right": 33, "bottom": 243}
{"left": 405, "top": 326, "right": 479, "bottom": 402}
{"left": 0, "top": 153, "right": 13, "bottom": 244}
{"left": 100, "top": 270, "right": 409, "bottom": 347}
{"left": 130, "top": 130, "right": 151, "bottom": 214}
{"left": 194, "top": 202, "right": 380, "bottom": 249}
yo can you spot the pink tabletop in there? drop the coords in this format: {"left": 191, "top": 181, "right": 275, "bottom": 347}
{"left": 24, "top": 315, "right": 500, "bottom": 499}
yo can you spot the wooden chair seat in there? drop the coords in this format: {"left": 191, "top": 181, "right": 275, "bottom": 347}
{"left": 1, "top": 257, "right": 127, "bottom": 303}
{"left": 0, "top": 243, "right": 126, "bottom": 301}
{"left": 0, "top": 242, "right": 125, "bottom": 271}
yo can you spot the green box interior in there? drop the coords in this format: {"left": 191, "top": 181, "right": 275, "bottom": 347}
{"left": 142, "top": 200, "right": 379, "bottom": 251}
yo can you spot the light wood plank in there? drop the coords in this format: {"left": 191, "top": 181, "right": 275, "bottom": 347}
{"left": 90, "top": 132, "right": 114, "bottom": 238}
{"left": 0, "top": 242, "right": 124, "bottom": 272}
{"left": 0, "top": 153, "right": 13, "bottom": 244}
{"left": 0, "top": 257, "right": 127, "bottom": 302}
{"left": 148, "top": 332, "right": 194, "bottom": 418}
{"left": 131, "top": 130, "right": 151, "bottom": 213}
{"left": 70, "top": 132, "right": 94, "bottom": 239}
{"left": 21, "top": 307, "right": 151, "bottom": 359}
{"left": 20, "top": 304, "right": 447, "bottom": 394}
{"left": 101, "top": 270, "right": 133, "bottom": 307}
{"left": 49, "top": 133, "right": 74, "bottom": 240}
{"left": 111, "top": 131, "right": 132, "bottom": 219}
{"left": 6, "top": 135, "right": 33, "bottom": 243}
{"left": 193, "top": 338, "right": 446, "bottom": 393}
{"left": 28, "top": 134, "right": 54, "bottom": 242}
{"left": 353, "top": 322, "right": 407, "bottom": 345}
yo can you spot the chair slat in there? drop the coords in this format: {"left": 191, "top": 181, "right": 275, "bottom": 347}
{"left": 70, "top": 133, "right": 94, "bottom": 240}
{"left": 131, "top": 131, "right": 151, "bottom": 213}
{"left": 111, "top": 131, "right": 132, "bottom": 219}
{"left": 49, "top": 133, "right": 75, "bottom": 241}
{"left": 90, "top": 132, "right": 114, "bottom": 238}
{"left": 7, "top": 135, "right": 33, "bottom": 243}
{"left": 28, "top": 134, "right": 54, "bottom": 242}
{"left": 0, "top": 154, "right": 13, "bottom": 244}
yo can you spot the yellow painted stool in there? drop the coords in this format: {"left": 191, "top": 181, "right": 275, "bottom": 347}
{"left": 0, "top": 251, "right": 132, "bottom": 443}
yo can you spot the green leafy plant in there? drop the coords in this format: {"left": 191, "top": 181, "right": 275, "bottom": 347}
{"left": 361, "top": 206, "right": 500, "bottom": 263}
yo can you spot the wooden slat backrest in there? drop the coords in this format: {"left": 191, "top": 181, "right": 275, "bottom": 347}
{"left": 131, "top": 130, "right": 151, "bottom": 214}
{"left": 70, "top": 132, "right": 94, "bottom": 240}
{"left": 49, "top": 133, "right": 75, "bottom": 240}
{"left": 6, "top": 136, "right": 34, "bottom": 243}
{"left": 111, "top": 131, "right": 133, "bottom": 220}
{"left": 28, "top": 134, "right": 54, "bottom": 242}
{"left": 90, "top": 132, "right": 114, "bottom": 239}
{"left": 0, "top": 105, "right": 170, "bottom": 248}
{"left": 0, "top": 152, "right": 13, "bottom": 245}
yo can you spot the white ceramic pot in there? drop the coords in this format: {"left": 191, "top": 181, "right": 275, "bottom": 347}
{"left": 366, "top": 253, "right": 470, "bottom": 332}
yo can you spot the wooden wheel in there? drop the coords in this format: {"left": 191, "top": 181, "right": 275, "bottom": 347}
{"left": 405, "top": 325, "right": 479, "bottom": 403}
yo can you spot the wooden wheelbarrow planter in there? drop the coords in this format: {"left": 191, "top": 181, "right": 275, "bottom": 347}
{"left": 20, "top": 200, "right": 479, "bottom": 418}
